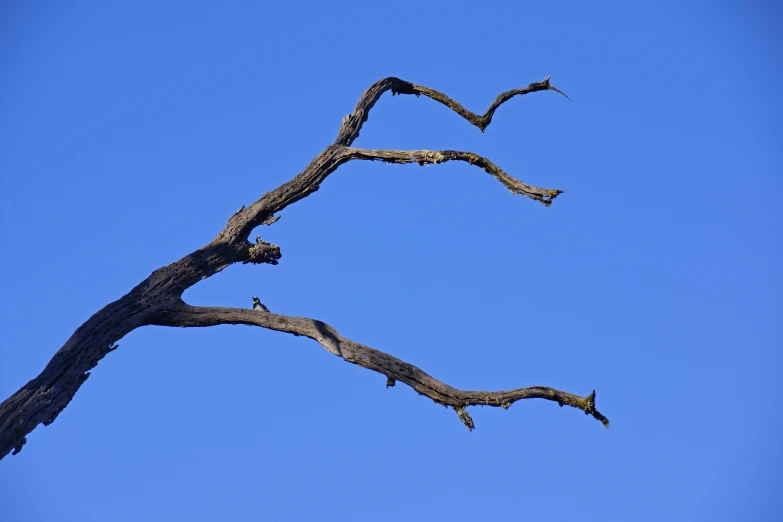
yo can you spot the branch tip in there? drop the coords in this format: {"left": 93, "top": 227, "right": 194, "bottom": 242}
{"left": 455, "top": 406, "right": 475, "bottom": 431}
{"left": 581, "top": 390, "right": 610, "bottom": 428}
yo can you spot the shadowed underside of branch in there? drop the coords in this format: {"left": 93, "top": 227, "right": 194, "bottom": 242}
{"left": 0, "top": 75, "right": 608, "bottom": 461}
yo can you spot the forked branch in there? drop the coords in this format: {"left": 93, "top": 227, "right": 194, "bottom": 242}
{"left": 0, "top": 75, "right": 606, "bottom": 461}
{"left": 228, "top": 75, "right": 570, "bottom": 239}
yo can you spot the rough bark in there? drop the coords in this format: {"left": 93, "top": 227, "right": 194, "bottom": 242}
{"left": 0, "top": 76, "right": 608, "bottom": 460}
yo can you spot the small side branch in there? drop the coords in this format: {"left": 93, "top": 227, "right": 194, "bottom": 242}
{"left": 151, "top": 304, "right": 609, "bottom": 429}
{"left": 344, "top": 147, "right": 563, "bottom": 206}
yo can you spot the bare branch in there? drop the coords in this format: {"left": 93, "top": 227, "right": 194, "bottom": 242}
{"left": 335, "top": 75, "right": 569, "bottom": 146}
{"left": 0, "top": 75, "right": 603, "bottom": 461}
{"left": 344, "top": 147, "right": 563, "bottom": 206}
{"left": 150, "top": 304, "right": 610, "bottom": 430}
{"left": 226, "top": 76, "right": 567, "bottom": 238}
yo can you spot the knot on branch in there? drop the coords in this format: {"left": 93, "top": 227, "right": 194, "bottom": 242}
{"left": 242, "top": 237, "right": 282, "bottom": 265}
{"left": 417, "top": 150, "right": 446, "bottom": 166}
{"left": 390, "top": 78, "right": 419, "bottom": 97}
{"left": 454, "top": 405, "right": 475, "bottom": 431}
{"left": 385, "top": 377, "right": 396, "bottom": 388}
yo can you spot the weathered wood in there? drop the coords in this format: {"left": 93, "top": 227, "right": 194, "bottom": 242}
{"left": 0, "top": 76, "right": 607, "bottom": 460}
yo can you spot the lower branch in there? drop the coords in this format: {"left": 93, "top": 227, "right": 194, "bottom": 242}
{"left": 151, "top": 304, "right": 609, "bottom": 430}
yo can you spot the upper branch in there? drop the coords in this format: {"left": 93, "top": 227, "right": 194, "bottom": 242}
{"left": 335, "top": 75, "right": 569, "bottom": 146}
{"left": 344, "top": 147, "right": 563, "bottom": 206}
{"left": 150, "top": 304, "right": 610, "bottom": 430}
{"left": 221, "top": 76, "right": 568, "bottom": 243}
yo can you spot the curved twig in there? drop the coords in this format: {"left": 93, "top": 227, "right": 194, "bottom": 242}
{"left": 150, "top": 304, "right": 609, "bottom": 430}
{"left": 335, "top": 75, "right": 569, "bottom": 146}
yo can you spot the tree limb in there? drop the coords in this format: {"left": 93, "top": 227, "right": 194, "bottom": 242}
{"left": 149, "top": 304, "right": 610, "bottom": 430}
{"left": 343, "top": 147, "right": 563, "bottom": 205}
{"left": 335, "top": 75, "right": 570, "bottom": 146}
{"left": 229, "top": 75, "right": 568, "bottom": 237}
{"left": 0, "top": 75, "right": 605, "bottom": 461}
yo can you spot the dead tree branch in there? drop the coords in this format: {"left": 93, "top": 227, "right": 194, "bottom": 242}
{"left": 0, "top": 75, "right": 606, "bottom": 460}
{"left": 150, "top": 304, "right": 609, "bottom": 430}
{"left": 343, "top": 147, "right": 563, "bottom": 205}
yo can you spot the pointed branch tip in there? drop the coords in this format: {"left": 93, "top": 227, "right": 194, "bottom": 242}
{"left": 455, "top": 406, "right": 475, "bottom": 431}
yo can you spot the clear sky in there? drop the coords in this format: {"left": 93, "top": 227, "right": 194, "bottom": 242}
{"left": 1, "top": 2, "right": 781, "bottom": 521}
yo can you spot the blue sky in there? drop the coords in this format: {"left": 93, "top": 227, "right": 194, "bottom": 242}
{"left": 1, "top": 1, "right": 780, "bottom": 520}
